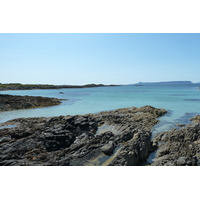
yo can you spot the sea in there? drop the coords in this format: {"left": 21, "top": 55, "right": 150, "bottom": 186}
{"left": 1, "top": 83, "right": 200, "bottom": 137}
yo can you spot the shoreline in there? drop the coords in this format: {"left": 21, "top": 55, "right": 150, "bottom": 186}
{"left": 0, "top": 105, "right": 167, "bottom": 166}
{"left": 0, "top": 104, "right": 199, "bottom": 166}
{"left": 0, "top": 83, "right": 119, "bottom": 91}
{"left": 151, "top": 116, "right": 200, "bottom": 166}
{"left": 0, "top": 92, "right": 199, "bottom": 166}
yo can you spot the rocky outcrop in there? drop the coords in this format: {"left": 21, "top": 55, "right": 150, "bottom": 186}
{"left": 90, "top": 105, "right": 167, "bottom": 131}
{"left": 0, "top": 105, "right": 167, "bottom": 166}
{"left": 0, "top": 115, "right": 98, "bottom": 166}
{"left": 190, "top": 115, "right": 200, "bottom": 123}
{"left": 0, "top": 94, "right": 63, "bottom": 112}
{"left": 89, "top": 105, "right": 167, "bottom": 166}
{"left": 151, "top": 123, "right": 200, "bottom": 166}
{"left": 108, "top": 129, "right": 151, "bottom": 166}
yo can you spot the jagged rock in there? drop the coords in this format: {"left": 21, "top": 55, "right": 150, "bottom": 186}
{"left": 119, "top": 131, "right": 134, "bottom": 142}
{"left": 152, "top": 123, "right": 200, "bottom": 166}
{"left": 0, "top": 105, "right": 167, "bottom": 166}
{"left": 109, "top": 130, "right": 151, "bottom": 166}
{"left": 101, "top": 141, "right": 115, "bottom": 155}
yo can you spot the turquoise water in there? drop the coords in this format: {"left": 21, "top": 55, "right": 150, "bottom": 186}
{"left": 1, "top": 84, "right": 200, "bottom": 134}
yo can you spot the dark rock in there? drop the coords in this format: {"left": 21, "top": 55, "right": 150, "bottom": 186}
{"left": 149, "top": 140, "right": 158, "bottom": 153}
{"left": 0, "top": 105, "right": 167, "bottom": 166}
{"left": 44, "top": 133, "right": 75, "bottom": 151}
{"left": 109, "top": 130, "right": 151, "bottom": 166}
{"left": 0, "top": 83, "right": 118, "bottom": 91}
{"left": 152, "top": 123, "right": 200, "bottom": 166}
{"left": 119, "top": 131, "right": 134, "bottom": 142}
{"left": 11, "top": 130, "right": 32, "bottom": 139}
{"left": 0, "top": 94, "right": 62, "bottom": 112}
{"left": 101, "top": 141, "right": 115, "bottom": 155}
{"left": 187, "top": 157, "right": 197, "bottom": 166}
{"left": 96, "top": 131, "right": 115, "bottom": 144}
{"left": 176, "top": 157, "right": 187, "bottom": 166}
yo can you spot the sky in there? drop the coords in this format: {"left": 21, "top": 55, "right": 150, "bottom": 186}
{"left": 1, "top": 33, "right": 200, "bottom": 85}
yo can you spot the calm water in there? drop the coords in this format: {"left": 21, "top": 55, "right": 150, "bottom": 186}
{"left": 1, "top": 84, "right": 200, "bottom": 134}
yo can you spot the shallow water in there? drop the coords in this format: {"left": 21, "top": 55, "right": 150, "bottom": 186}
{"left": 1, "top": 84, "right": 200, "bottom": 134}
{"left": 96, "top": 124, "right": 121, "bottom": 135}
{"left": 1, "top": 84, "right": 200, "bottom": 166}
{"left": 0, "top": 125, "right": 17, "bottom": 129}
{"left": 85, "top": 145, "right": 123, "bottom": 166}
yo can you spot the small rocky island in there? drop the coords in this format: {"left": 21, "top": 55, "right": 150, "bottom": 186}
{"left": 0, "top": 94, "right": 62, "bottom": 112}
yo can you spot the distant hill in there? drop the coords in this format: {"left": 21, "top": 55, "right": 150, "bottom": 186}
{"left": 135, "top": 81, "right": 193, "bottom": 85}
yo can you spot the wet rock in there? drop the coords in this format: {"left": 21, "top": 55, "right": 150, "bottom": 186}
{"left": 90, "top": 105, "right": 167, "bottom": 132}
{"left": 101, "top": 141, "right": 115, "bottom": 155}
{"left": 74, "top": 117, "right": 90, "bottom": 130}
{"left": 43, "top": 133, "right": 75, "bottom": 151}
{"left": 96, "top": 131, "right": 115, "bottom": 145}
{"left": 152, "top": 123, "right": 200, "bottom": 166}
{"left": 109, "top": 130, "right": 151, "bottom": 166}
{"left": 148, "top": 141, "right": 158, "bottom": 154}
{"left": 176, "top": 157, "right": 187, "bottom": 165}
{"left": 119, "top": 131, "right": 134, "bottom": 142}
{"left": 0, "top": 105, "right": 167, "bottom": 166}
{"left": 11, "top": 129, "right": 32, "bottom": 139}
{"left": 74, "top": 132, "right": 94, "bottom": 145}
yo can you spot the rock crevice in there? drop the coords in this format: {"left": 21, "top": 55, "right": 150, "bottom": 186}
{"left": 0, "top": 106, "right": 167, "bottom": 166}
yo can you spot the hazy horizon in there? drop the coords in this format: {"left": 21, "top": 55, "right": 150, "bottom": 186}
{"left": 0, "top": 80, "right": 198, "bottom": 86}
{"left": 1, "top": 33, "right": 200, "bottom": 85}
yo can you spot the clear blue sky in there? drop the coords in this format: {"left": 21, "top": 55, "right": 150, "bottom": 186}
{"left": 0, "top": 33, "right": 200, "bottom": 85}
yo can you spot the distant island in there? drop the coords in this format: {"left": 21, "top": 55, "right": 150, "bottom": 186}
{"left": 0, "top": 83, "right": 119, "bottom": 91}
{"left": 135, "top": 81, "right": 193, "bottom": 85}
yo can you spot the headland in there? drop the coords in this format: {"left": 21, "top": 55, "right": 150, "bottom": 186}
{"left": 0, "top": 83, "right": 119, "bottom": 91}
{"left": 0, "top": 94, "right": 63, "bottom": 112}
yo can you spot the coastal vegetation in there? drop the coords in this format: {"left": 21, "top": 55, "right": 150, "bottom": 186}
{"left": 0, "top": 83, "right": 118, "bottom": 91}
